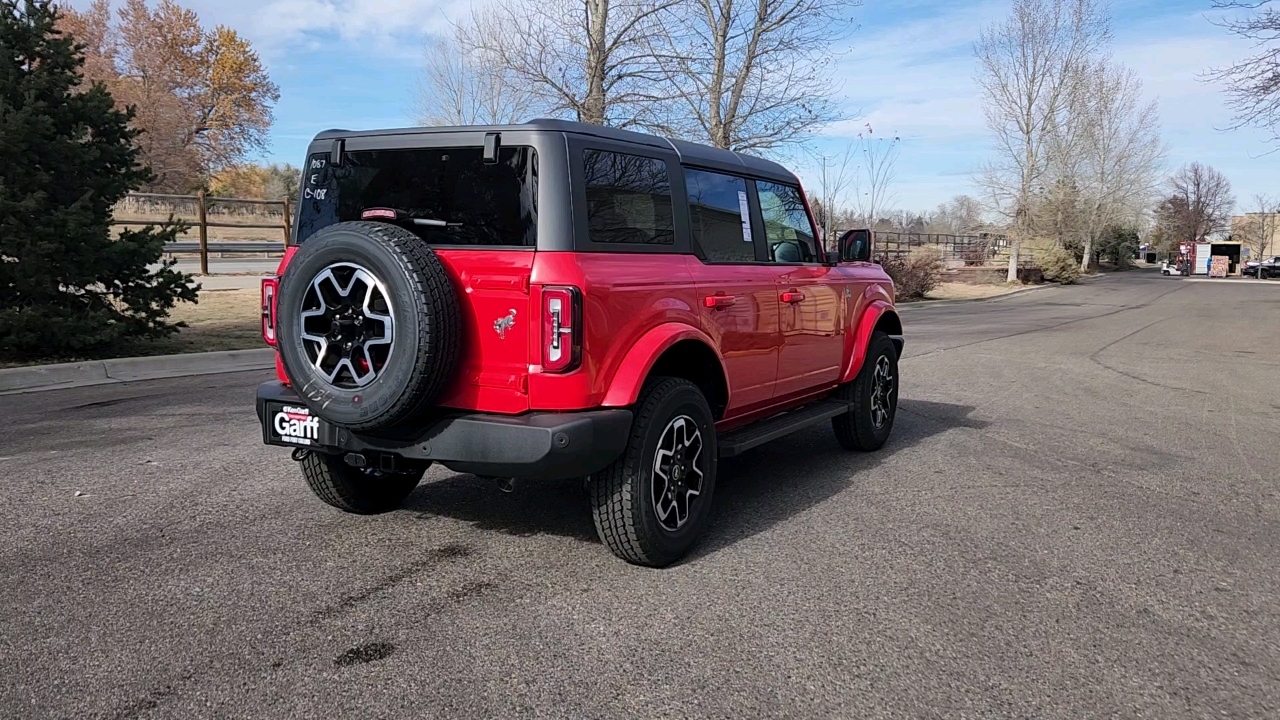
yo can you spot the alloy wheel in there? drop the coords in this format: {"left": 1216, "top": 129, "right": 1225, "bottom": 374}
{"left": 870, "top": 356, "right": 895, "bottom": 429}
{"left": 299, "top": 263, "right": 395, "bottom": 388}
{"left": 651, "top": 415, "right": 705, "bottom": 531}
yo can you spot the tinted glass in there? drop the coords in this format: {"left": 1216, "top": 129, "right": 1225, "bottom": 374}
{"left": 583, "top": 149, "right": 675, "bottom": 245}
{"left": 841, "top": 229, "right": 871, "bottom": 261}
{"left": 685, "top": 169, "right": 755, "bottom": 263}
{"left": 295, "top": 146, "right": 537, "bottom": 246}
{"left": 757, "top": 181, "right": 817, "bottom": 263}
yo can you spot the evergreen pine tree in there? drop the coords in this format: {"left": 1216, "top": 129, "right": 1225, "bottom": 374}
{"left": 0, "top": 0, "right": 197, "bottom": 358}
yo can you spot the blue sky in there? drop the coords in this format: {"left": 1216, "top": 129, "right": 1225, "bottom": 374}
{"left": 69, "top": 0, "right": 1277, "bottom": 213}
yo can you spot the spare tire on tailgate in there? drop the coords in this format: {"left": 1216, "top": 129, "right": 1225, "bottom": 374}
{"left": 275, "top": 221, "right": 460, "bottom": 430}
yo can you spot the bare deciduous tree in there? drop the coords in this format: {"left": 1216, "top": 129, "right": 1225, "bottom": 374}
{"left": 1207, "top": 1, "right": 1280, "bottom": 145}
{"left": 645, "top": 0, "right": 853, "bottom": 151}
{"left": 1168, "top": 162, "right": 1236, "bottom": 245}
{"left": 1072, "top": 60, "right": 1166, "bottom": 270}
{"left": 413, "top": 33, "right": 539, "bottom": 126}
{"left": 852, "top": 126, "right": 900, "bottom": 228}
{"left": 1151, "top": 194, "right": 1193, "bottom": 256}
{"left": 929, "top": 195, "right": 986, "bottom": 233}
{"left": 1237, "top": 193, "right": 1280, "bottom": 260}
{"left": 808, "top": 142, "right": 857, "bottom": 244}
{"left": 975, "top": 0, "right": 1109, "bottom": 282}
{"left": 457, "top": 0, "right": 673, "bottom": 126}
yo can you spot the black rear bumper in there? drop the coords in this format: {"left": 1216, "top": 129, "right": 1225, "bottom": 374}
{"left": 255, "top": 381, "right": 632, "bottom": 479}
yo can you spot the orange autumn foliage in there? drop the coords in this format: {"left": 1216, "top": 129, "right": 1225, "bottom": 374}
{"left": 58, "top": 0, "right": 279, "bottom": 192}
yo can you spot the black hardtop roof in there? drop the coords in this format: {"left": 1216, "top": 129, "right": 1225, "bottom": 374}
{"left": 312, "top": 119, "right": 799, "bottom": 184}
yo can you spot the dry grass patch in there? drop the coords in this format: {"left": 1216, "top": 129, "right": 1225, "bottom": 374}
{"left": 158, "top": 288, "right": 263, "bottom": 353}
{"left": 0, "top": 288, "right": 263, "bottom": 368}
{"left": 923, "top": 282, "right": 1029, "bottom": 301}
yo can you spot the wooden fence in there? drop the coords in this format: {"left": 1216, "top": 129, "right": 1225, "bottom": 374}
{"left": 873, "top": 232, "right": 1012, "bottom": 265}
{"left": 111, "top": 191, "right": 293, "bottom": 274}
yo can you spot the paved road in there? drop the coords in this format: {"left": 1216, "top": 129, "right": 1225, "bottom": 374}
{"left": 2, "top": 272, "right": 1278, "bottom": 719}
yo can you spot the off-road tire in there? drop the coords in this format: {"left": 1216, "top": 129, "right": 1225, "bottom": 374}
{"left": 300, "top": 452, "right": 426, "bottom": 514}
{"left": 590, "top": 378, "right": 718, "bottom": 567}
{"left": 276, "top": 221, "right": 460, "bottom": 431}
{"left": 833, "top": 331, "right": 898, "bottom": 451}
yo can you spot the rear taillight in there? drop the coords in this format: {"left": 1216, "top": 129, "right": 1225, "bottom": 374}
{"left": 541, "top": 286, "right": 581, "bottom": 373}
{"left": 261, "top": 276, "right": 279, "bottom": 346}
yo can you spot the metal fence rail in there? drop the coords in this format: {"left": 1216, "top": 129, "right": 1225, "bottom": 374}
{"left": 163, "top": 241, "right": 284, "bottom": 255}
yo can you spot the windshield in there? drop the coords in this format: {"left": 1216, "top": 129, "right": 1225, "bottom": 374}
{"left": 295, "top": 145, "right": 538, "bottom": 247}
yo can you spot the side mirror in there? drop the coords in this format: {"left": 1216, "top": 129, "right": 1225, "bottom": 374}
{"left": 825, "top": 251, "right": 841, "bottom": 265}
{"left": 838, "top": 229, "right": 873, "bottom": 262}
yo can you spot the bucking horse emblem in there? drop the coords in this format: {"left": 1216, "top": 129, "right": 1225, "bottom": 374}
{"left": 493, "top": 309, "right": 517, "bottom": 339}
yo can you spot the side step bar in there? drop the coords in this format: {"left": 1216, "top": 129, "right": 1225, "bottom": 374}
{"left": 718, "top": 399, "right": 851, "bottom": 458}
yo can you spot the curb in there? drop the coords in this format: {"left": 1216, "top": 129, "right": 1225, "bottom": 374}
{"left": 0, "top": 348, "right": 277, "bottom": 396}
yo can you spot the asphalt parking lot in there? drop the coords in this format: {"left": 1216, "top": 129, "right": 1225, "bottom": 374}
{"left": 2, "top": 271, "right": 1277, "bottom": 719}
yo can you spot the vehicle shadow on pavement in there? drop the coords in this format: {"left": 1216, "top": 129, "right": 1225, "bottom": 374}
{"left": 689, "top": 399, "right": 990, "bottom": 561}
{"left": 400, "top": 399, "right": 987, "bottom": 554}
{"left": 402, "top": 473, "right": 600, "bottom": 543}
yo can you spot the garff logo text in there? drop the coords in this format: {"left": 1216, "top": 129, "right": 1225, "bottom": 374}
{"left": 274, "top": 406, "right": 320, "bottom": 444}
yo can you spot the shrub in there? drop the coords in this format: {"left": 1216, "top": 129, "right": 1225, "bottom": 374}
{"left": 1036, "top": 243, "right": 1082, "bottom": 284}
{"left": 879, "top": 246, "right": 944, "bottom": 299}
{"left": 959, "top": 237, "right": 992, "bottom": 266}
{"left": 0, "top": 0, "right": 198, "bottom": 359}
{"left": 1095, "top": 226, "right": 1140, "bottom": 268}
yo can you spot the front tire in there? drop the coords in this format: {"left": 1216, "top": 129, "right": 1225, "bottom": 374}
{"left": 590, "top": 378, "right": 718, "bottom": 567}
{"left": 300, "top": 452, "right": 426, "bottom": 514}
{"left": 833, "top": 331, "right": 899, "bottom": 451}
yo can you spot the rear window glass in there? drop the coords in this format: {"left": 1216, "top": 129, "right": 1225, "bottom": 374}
{"left": 684, "top": 169, "right": 755, "bottom": 263}
{"left": 582, "top": 149, "right": 674, "bottom": 245}
{"left": 295, "top": 146, "right": 537, "bottom": 246}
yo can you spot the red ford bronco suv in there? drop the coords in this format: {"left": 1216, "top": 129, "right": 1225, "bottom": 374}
{"left": 256, "top": 120, "right": 902, "bottom": 566}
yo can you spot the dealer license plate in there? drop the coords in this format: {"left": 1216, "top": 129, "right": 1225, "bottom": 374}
{"left": 265, "top": 402, "right": 326, "bottom": 447}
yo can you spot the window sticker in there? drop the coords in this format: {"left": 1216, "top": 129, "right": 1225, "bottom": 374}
{"left": 738, "top": 190, "right": 752, "bottom": 242}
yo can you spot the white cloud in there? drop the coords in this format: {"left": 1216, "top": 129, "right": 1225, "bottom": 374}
{"left": 230, "top": 0, "right": 457, "bottom": 58}
{"left": 64, "top": 0, "right": 466, "bottom": 59}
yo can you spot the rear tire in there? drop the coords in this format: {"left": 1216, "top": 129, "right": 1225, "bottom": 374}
{"left": 833, "top": 331, "right": 898, "bottom": 451}
{"left": 300, "top": 452, "right": 426, "bottom": 514}
{"left": 276, "top": 221, "right": 460, "bottom": 431}
{"left": 590, "top": 378, "right": 718, "bottom": 567}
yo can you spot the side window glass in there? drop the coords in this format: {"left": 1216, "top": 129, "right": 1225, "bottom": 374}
{"left": 583, "top": 149, "right": 675, "bottom": 245}
{"left": 684, "top": 169, "right": 755, "bottom": 263}
{"left": 757, "top": 181, "right": 817, "bottom": 263}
